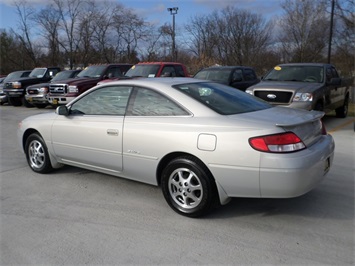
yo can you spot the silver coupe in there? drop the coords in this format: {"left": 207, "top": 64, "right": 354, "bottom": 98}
{"left": 18, "top": 78, "right": 335, "bottom": 217}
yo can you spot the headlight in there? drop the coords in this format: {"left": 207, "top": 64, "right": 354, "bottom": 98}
{"left": 12, "top": 81, "right": 22, "bottom": 88}
{"left": 38, "top": 87, "right": 48, "bottom": 93}
{"left": 293, "top": 92, "right": 313, "bottom": 102}
{"left": 68, "top": 85, "right": 78, "bottom": 93}
{"left": 245, "top": 89, "right": 253, "bottom": 95}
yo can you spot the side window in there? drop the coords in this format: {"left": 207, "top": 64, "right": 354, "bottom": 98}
{"left": 70, "top": 86, "right": 132, "bottom": 115}
{"left": 161, "top": 66, "right": 176, "bottom": 77}
{"left": 232, "top": 69, "right": 243, "bottom": 81}
{"left": 330, "top": 67, "right": 339, "bottom": 78}
{"left": 326, "top": 68, "right": 332, "bottom": 82}
{"left": 174, "top": 65, "right": 186, "bottom": 77}
{"left": 106, "top": 67, "right": 122, "bottom": 78}
{"left": 243, "top": 69, "right": 256, "bottom": 81}
{"left": 130, "top": 88, "right": 188, "bottom": 116}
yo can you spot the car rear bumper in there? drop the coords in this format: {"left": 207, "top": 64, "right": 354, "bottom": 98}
{"left": 212, "top": 134, "right": 334, "bottom": 199}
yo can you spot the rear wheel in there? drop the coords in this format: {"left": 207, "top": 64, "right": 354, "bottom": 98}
{"left": 161, "top": 156, "right": 218, "bottom": 217}
{"left": 25, "top": 133, "right": 54, "bottom": 173}
{"left": 335, "top": 96, "right": 349, "bottom": 118}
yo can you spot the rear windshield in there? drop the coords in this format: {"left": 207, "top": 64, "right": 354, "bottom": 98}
{"left": 264, "top": 65, "right": 324, "bottom": 83}
{"left": 173, "top": 82, "right": 271, "bottom": 115}
{"left": 125, "top": 65, "right": 160, "bottom": 77}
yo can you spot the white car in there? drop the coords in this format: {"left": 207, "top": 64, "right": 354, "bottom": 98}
{"left": 18, "top": 78, "right": 335, "bottom": 217}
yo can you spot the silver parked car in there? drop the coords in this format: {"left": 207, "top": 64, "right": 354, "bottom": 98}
{"left": 18, "top": 78, "right": 335, "bottom": 217}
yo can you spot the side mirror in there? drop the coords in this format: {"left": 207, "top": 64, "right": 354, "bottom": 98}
{"left": 328, "top": 77, "right": 341, "bottom": 86}
{"left": 56, "top": 105, "right": 69, "bottom": 116}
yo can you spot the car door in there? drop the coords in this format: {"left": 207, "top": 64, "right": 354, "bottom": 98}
{"left": 122, "top": 87, "right": 190, "bottom": 185}
{"left": 51, "top": 85, "right": 132, "bottom": 173}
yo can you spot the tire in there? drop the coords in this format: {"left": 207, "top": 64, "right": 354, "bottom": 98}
{"left": 25, "top": 133, "right": 54, "bottom": 173}
{"left": 22, "top": 97, "right": 34, "bottom": 108}
{"left": 335, "top": 96, "right": 349, "bottom": 118}
{"left": 314, "top": 101, "right": 324, "bottom": 112}
{"left": 8, "top": 97, "right": 22, "bottom": 106}
{"left": 161, "top": 156, "right": 218, "bottom": 217}
{"left": 33, "top": 103, "right": 48, "bottom": 109}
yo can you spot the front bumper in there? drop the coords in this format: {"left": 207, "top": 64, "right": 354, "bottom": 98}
{"left": 25, "top": 94, "right": 48, "bottom": 104}
{"left": 271, "top": 101, "right": 314, "bottom": 111}
{"left": 47, "top": 96, "right": 76, "bottom": 105}
{"left": 4, "top": 89, "right": 24, "bottom": 97}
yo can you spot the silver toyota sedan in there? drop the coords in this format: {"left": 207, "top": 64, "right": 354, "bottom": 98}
{"left": 18, "top": 78, "right": 335, "bottom": 217}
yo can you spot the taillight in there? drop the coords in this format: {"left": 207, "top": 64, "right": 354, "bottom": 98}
{"left": 249, "top": 132, "right": 306, "bottom": 153}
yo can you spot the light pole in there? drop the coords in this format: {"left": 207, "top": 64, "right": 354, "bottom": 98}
{"left": 167, "top": 7, "right": 178, "bottom": 62}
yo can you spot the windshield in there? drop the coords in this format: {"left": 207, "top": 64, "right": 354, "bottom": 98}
{"left": 194, "top": 69, "right": 232, "bottom": 84}
{"left": 173, "top": 82, "right": 271, "bottom": 115}
{"left": 125, "top": 65, "right": 160, "bottom": 77}
{"left": 52, "top": 71, "right": 77, "bottom": 81}
{"left": 29, "top": 68, "right": 47, "bottom": 78}
{"left": 5, "top": 71, "right": 30, "bottom": 81}
{"left": 264, "top": 65, "right": 323, "bottom": 83}
{"left": 77, "top": 65, "right": 107, "bottom": 78}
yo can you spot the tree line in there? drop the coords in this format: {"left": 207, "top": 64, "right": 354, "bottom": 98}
{"left": 0, "top": 0, "right": 353, "bottom": 77}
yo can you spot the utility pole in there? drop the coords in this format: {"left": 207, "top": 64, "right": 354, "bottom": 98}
{"left": 167, "top": 7, "right": 178, "bottom": 62}
{"left": 327, "top": 0, "right": 335, "bottom": 64}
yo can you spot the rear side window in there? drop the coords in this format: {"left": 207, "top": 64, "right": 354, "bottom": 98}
{"left": 173, "top": 82, "right": 271, "bottom": 115}
{"left": 130, "top": 88, "right": 189, "bottom": 116}
{"left": 244, "top": 69, "right": 257, "bottom": 81}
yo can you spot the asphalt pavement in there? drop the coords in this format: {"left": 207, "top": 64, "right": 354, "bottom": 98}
{"left": 1, "top": 105, "right": 354, "bottom": 265}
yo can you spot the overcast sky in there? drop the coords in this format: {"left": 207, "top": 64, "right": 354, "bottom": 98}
{"left": 0, "top": 0, "right": 283, "bottom": 31}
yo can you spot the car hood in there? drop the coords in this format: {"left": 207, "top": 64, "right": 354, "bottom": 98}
{"left": 249, "top": 81, "right": 321, "bottom": 93}
{"left": 27, "top": 82, "right": 50, "bottom": 89}
{"left": 52, "top": 77, "right": 100, "bottom": 85}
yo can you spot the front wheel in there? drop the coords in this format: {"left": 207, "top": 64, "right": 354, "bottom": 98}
{"left": 335, "top": 96, "right": 349, "bottom": 118}
{"left": 25, "top": 133, "right": 54, "bottom": 173}
{"left": 161, "top": 156, "right": 218, "bottom": 217}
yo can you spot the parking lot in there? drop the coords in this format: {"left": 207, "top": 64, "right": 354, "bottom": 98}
{"left": 1, "top": 105, "right": 354, "bottom": 265}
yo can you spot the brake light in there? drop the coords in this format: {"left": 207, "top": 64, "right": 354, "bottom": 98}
{"left": 249, "top": 132, "right": 306, "bottom": 153}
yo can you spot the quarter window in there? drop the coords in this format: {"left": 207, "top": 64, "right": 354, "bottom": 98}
{"left": 130, "top": 88, "right": 188, "bottom": 116}
{"left": 70, "top": 86, "right": 132, "bottom": 115}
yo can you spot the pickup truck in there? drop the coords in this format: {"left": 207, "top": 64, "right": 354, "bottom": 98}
{"left": 245, "top": 63, "right": 351, "bottom": 118}
{"left": 0, "top": 70, "right": 32, "bottom": 105}
{"left": 125, "top": 62, "right": 189, "bottom": 78}
{"left": 25, "top": 69, "right": 81, "bottom": 108}
{"left": 193, "top": 66, "right": 259, "bottom": 91}
{"left": 4, "top": 67, "right": 61, "bottom": 107}
{"left": 47, "top": 64, "right": 132, "bottom": 106}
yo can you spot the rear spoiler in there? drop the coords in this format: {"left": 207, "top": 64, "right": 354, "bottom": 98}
{"left": 276, "top": 110, "right": 324, "bottom": 127}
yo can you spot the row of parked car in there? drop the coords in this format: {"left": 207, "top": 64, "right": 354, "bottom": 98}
{"left": 0, "top": 61, "right": 351, "bottom": 118}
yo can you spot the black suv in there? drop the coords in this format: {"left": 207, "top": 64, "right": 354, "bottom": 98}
{"left": 194, "top": 66, "right": 259, "bottom": 91}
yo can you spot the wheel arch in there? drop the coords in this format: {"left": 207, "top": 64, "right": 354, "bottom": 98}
{"left": 156, "top": 152, "right": 230, "bottom": 205}
{"left": 22, "top": 129, "right": 63, "bottom": 169}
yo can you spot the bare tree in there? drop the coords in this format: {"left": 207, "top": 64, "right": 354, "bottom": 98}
{"left": 279, "top": 0, "right": 330, "bottom": 62}
{"left": 113, "top": 8, "right": 149, "bottom": 62}
{"left": 35, "top": 6, "right": 62, "bottom": 66}
{"left": 12, "top": 0, "right": 40, "bottom": 67}
{"left": 332, "top": 0, "right": 354, "bottom": 75}
{"left": 53, "top": 0, "right": 85, "bottom": 69}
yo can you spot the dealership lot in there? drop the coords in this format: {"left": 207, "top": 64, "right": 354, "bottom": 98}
{"left": 1, "top": 105, "right": 354, "bottom": 265}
